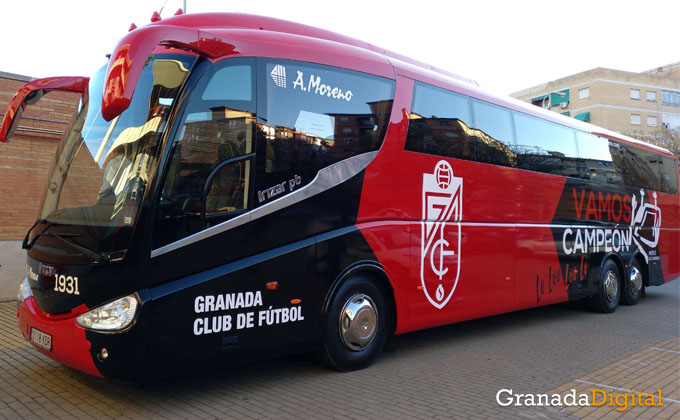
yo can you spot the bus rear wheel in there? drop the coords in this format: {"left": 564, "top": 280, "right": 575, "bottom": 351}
{"left": 587, "top": 259, "right": 621, "bottom": 313}
{"left": 319, "top": 274, "right": 389, "bottom": 371}
{"left": 621, "top": 259, "right": 644, "bottom": 306}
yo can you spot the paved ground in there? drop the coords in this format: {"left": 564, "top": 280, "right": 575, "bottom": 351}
{"left": 0, "top": 281, "right": 678, "bottom": 419}
{"left": 549, "top": 337, "right": 679, "bottom": 419}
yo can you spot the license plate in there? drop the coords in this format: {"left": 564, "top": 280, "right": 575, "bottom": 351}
{"left": 30, "top": 327, "right": 52, "bottom": 351}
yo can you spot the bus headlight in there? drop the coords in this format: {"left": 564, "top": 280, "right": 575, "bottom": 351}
{"left": 18, "top": 278, "right": 32, "bottom": 303}
{"left": 76, "top": 295, "right": 139, "bottom": 331}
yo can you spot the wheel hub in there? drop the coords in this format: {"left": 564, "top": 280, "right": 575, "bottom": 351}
{"left": 339, "top": 294, "right": 378, "bottom": 351}
{"left": 604, "top": 270, "right": 619, "bottom": 303}
{"left": 629, "top": 266, "right": 643, "bottom": 296}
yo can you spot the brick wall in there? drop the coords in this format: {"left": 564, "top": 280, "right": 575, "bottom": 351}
{"left": 0, "top": 74, "right": 80, "bottom": 240}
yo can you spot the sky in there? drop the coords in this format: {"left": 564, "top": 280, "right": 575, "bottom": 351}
{"left": 0, "top": 0, "right": 677, "bottom": 96}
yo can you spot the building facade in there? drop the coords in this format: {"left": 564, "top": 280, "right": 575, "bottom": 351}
{"left": 511, "top": 62, "right": 680, "bottom": 155}
{"left": 0, "top": 72, "right": 80, "bottom": 298}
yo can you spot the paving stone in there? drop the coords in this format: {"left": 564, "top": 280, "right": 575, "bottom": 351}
{"left": 0, "top": 281, "right": 677, "bottom": 419}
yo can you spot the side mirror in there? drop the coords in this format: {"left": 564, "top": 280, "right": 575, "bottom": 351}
{"left": 0, "top": 76, "right": 89, "bottom": 142}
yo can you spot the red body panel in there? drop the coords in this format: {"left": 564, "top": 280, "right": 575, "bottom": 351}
{"left": 516, "top": 225, "right": 569, "bottom": 308}
{"left": 358, "top": 74, "right": 679, "bottom": 335}
{"left": 17, "top": 298, "right": 101, "bottom": 377}
{"left": 656, "top": 191, "right": 680, "bottom": 282}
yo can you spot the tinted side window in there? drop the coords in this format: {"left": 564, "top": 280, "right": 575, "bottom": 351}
{"left": 514, "top": 112, "right": 579, "bottom": 177}
{"left": 610, "top": 142, "right": 658, "bottom": 190}
{"left": 256, "top": 60, "right": 394, "bottom": 206}
{"left": 575, "top": 132, "right": 621, "bottom": 184}
{"left": 405, "top": 83, "right": 516, "bottom": 167}
{"left": 402, "top": 82, "right": 679, "bottom": 193}
{"left": 202, "top": 65, "right": 253, "bottom": 101}
{"left": 405, "top": 83, "right": 474, "bottom": 161}
{"left": 471, "top": 100, "right": 514, "bottom": 147}
{"left": 613, "top": 145, "right": 660, "bottom": 191}
{"left": 470, "top": 100, "right": 516, "bottom": 166}
{"left": 658, "top": 155, "right": 678, "bottom": 193}
{"left": 578, "top": 138, "right": 677, "bottom": 193}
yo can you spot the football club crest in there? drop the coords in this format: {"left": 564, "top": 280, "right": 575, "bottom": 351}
{"left": 421, "top": 160, "right": 463, "bottom": 309}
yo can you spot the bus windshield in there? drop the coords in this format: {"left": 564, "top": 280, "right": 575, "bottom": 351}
{"left": 35, "top": 53, "right": 197, "bottom": 259}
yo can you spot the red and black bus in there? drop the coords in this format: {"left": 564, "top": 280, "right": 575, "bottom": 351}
{"left": 2, "top": 12, "right": 678, "bottom": 381}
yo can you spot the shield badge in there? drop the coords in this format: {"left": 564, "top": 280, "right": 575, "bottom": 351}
{"left": 421, "top": 160, "right": 463, "bottom": 309}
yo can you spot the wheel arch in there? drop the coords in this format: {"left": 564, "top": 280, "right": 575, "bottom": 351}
{"left": 322, "top": 261, "right": 397, "bottom": 336}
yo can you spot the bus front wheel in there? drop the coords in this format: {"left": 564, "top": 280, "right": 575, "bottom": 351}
{"left": 587, "top": 259, "right": 621, "bottom": 313}
{"left": 320, "top": 274, "right": 389, "bottom": 371}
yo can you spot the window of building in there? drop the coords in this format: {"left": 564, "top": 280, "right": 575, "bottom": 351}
{"left": 647, "top": 116, "right": 657, "bottom": 127}
{"left": 578, "top": 87, "right": 590, "bottom": 99}
{"left": 550, "top": 90, "right": 570, "bottom": 107}
{"left": 630, "top": 89, "right": 640, "bottom": 100}
{"left": 630, "top": 114, "right": 641, "bottom": 125}
{"left": 662, "top": 90, "right": 680, "bottom": 106}
{"left": 662, "top": 114, "right": 680, "bottom": 131}
{"left": 647, "top": 91, "right": 657, "bottom": 102}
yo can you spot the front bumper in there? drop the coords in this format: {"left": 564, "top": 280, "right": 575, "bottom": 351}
{"left": 17, "top": 297, "right": 103, "bottom": 378}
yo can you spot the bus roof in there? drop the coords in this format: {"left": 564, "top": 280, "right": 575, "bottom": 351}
{"left": 144, "top": 12, "right": 673, "bottom": 159}
{"left": 150, "top": 13, "right": 477, "bottom": 86}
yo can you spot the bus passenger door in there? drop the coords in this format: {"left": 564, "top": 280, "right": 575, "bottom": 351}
{"left": 152, "top": 59, "right": 256, "bottom": 250}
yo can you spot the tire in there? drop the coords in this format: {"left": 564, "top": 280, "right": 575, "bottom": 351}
{"left": 587, "top": 259, "right": 621, "bottom": 313}
{"left": 319, "top": 274, "right": 389, "bottom": 371}
{"left": 621, "top": 259, "right": 644, "bottom": 306}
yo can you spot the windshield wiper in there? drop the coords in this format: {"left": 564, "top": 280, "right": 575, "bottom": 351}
{"left": 29, "top": 231, "right": 110, "bottom": 264}
{"left": 22, "top": 218, "right": 72, "bottom": 250}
